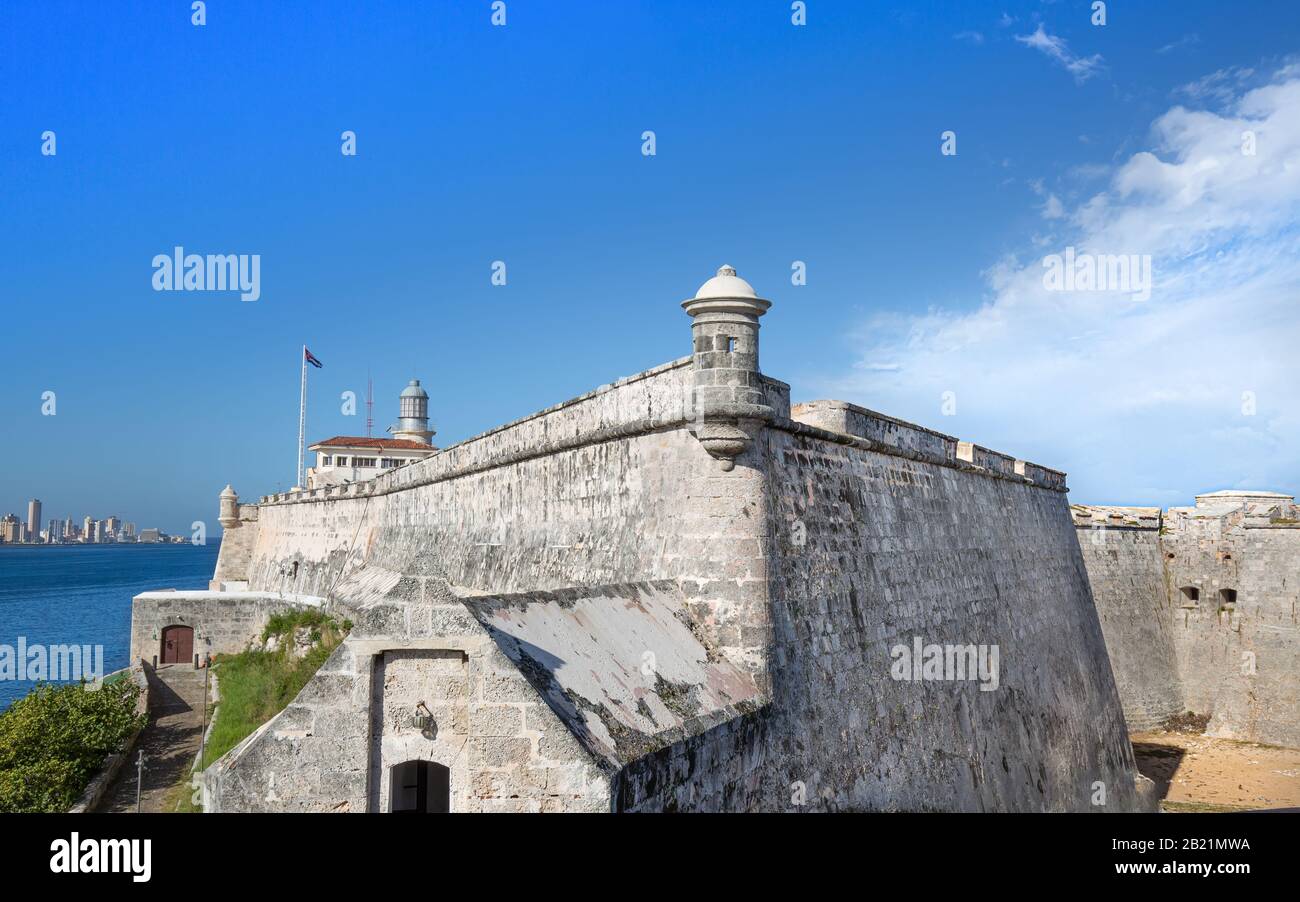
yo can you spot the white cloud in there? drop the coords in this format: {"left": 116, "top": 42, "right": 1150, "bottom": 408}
{"left": 1015, "top": 24, "right": 1105, "bottom": 84}
{"left": 825, "top": 64, "right": 1300, "bottom": 505}
{"left": 953, "top": 31, "right": 984, "bottom": 45}
{"left": 1157, "top": 34, "right": 1200, "bottom": 55}
{"left": 1176, "top": 66, "right": 1256, "bottom": 105}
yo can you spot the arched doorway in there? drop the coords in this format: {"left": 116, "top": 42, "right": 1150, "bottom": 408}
{"left": 160, "top": 625, "right": 194, "bottom": 665}
{"left": 389, "top": 760, "right": 450, "bottom": 813}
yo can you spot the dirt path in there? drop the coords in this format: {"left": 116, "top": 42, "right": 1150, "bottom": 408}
{"left": 98, "top": 664, "right": 210, "bottom": 813}
{"left": 1132, "top": 731, "right": 1300, "bottom": 812}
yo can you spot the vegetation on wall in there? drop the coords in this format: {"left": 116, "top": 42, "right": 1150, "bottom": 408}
{"left": 0, "top": 679, "right": 146, "bottom": 813}
{"left": 204, "top": 609, "right": 350, "bottom": 766}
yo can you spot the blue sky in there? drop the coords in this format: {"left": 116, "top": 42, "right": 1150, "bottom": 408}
{"left": 2, "top": 1, "right": 1297, "bottom": 532}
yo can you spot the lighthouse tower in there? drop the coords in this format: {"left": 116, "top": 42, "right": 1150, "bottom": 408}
{"left": 388, "top": 379, "right": 436, "bottom": 445}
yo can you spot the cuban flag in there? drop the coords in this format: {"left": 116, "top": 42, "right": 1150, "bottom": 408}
{"left": 304, "top": 347, "right": 323, "bottom": 368}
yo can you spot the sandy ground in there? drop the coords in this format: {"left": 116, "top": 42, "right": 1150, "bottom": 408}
{"left": 1132, "top": 731, "right": 1300, "bottom": 812}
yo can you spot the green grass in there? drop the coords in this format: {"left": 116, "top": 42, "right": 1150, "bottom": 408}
{"left": 160, "top": 769, "right": 204, "bottom": 813}
{"left": 204, "top": 610, "right": 348, "bottom": 766}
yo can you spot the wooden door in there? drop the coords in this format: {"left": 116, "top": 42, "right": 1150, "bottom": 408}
{"left": 161, "top": 625, "right": 193, "bottom": 664}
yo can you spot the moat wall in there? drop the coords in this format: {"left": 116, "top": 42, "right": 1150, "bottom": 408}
{"left": 1075, "top": 499, "right": 1300, "bottom": 749}
{"left": 1073, "top": 515, "right": 1183, "bottom": 731}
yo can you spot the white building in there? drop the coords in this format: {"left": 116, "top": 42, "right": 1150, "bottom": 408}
{"left": 306, "top": 379, "right": 439, "bottom": 489}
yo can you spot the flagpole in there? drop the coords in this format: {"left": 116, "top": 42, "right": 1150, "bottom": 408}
{"left": 297, "top": 345, "right": 307, "bottom": 489}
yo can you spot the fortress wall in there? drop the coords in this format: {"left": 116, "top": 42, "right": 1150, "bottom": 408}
{"left": 1225, "top": 528, "right": 1300, "bottom": 747}
{"left": 1162, "top": 510, "right": 1246, "bottom": 721}
{"left": 1162, "top": 515, "right": 1300, "bottom": 748}
{"left": 245, "top": 358, "right": 701, "bottom": 599}
{"left": 1074, "top": 502, "right": 1300, "bottom": 748}
{"left": 763, "top": 425, "right": 1140, "bottom": 811}
{"left": 1073, "top": 522, "right": 1183, "bottom": 731}
{"left": 620, "top": 416, "right": 1147, "bottom": 812}
{"left": 242, "top": 356, "right": 774, "bottom": 680}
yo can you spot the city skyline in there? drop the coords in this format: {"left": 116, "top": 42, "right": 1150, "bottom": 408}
{"left": 0, "top": 498, "right": 181, "bottom": 544}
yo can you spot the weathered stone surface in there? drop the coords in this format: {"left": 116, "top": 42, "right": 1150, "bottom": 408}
{"left": 190, "top": 328, "right": 1148, "bottom": 811}
{"left": 1076, "top": 493, "right": 1300, "bottom": 748}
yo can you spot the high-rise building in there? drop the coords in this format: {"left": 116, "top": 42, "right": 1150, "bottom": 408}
{"left": 83, "top": 516, "right": 94, "bottom": 543}
{"left": 47, "top": 519, "right": 62, "bottom": 543}
{"left": 26, "top": 499, "right": 41, "bottom": 544}
{"left": 124, "top": 522, "right": 136, "bottom": 540}
{"left": 64, "top": 516, "right": 76, "bottom": 540}
{"left": 1, "top": 514, "right": 19, "bottom": 543}
{"left": 105, "top": 516, "right": 121, "bottom": 538}
{"left": 92, "top": 520, "right": 105, "bottom": 543}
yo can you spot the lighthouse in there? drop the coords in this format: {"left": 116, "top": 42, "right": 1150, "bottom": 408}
{"left": 389, "top": 379, "right": 436, "bottom": 445}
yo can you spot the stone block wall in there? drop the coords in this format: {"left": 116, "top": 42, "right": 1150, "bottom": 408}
{"left": 197, "top": 361, "right": 1151, "bottom": 812}
{"left": 210, "top": 503, "right": 258, "bottom": 590}
{"left": 1072, "top": 518, "right": 1183, "bottom": 730}
{"left": 752, "top": 425, "right": 1142, "bottom": 811}
{"left": 130, "top": 591, "right": 321, "bottom": 665}
{"left": 204, "top": 569, "right": 611, "bottom": 813}
{"left": 1073, "top": 503, "right": 1300, "bottom": 748}
{"left": 240, "top": 357, "right": 773, "bottom": 683}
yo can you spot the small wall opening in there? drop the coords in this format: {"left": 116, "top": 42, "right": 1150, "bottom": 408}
{"left": 1179, "top": 586, "right": 1200, "bottom": 603}
{"left": 389, "top": 760, "right": 450, "bottom": 813}
{"left": 1220, "top": 588, "right": 1237, "bottom": 607}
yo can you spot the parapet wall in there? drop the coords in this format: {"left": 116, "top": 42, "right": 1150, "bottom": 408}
{"left": 789, "top": 400, "right": 1068, "bottom": 491}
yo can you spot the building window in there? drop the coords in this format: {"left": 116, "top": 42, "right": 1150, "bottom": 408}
{"left": 322, "top": 455, "right": 332, "bottom": 466}
{"left": 353, "top": 457, "right": 377, "bottom": 468}
{"left": 1220, "top": 589, "right": 1237, "bottom": 607}
{"left": 336, "top": 456, "right": 348, "bottom": 466}
{"left": 1179, "top": 586, "right": 1199, "bottom": 603}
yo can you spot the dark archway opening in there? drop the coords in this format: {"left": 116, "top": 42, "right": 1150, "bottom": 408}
{"left": 389, "top": 760, "right": 450, "bottom": 813}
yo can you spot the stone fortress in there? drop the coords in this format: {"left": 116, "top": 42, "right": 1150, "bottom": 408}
{"left": 127, "top": 265, "right": 1295, "bottom": 812}
{"left": 1074, "top": 492, "right": 1299, "bottom": 749}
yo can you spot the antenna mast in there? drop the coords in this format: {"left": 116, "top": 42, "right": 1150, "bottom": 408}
{"left": 366, "top": 372, "right": 374, "bottom": 437}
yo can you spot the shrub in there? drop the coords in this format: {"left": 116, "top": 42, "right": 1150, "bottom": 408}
{"left": 0, "top": 679, "right": 145, "bottom": 813}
